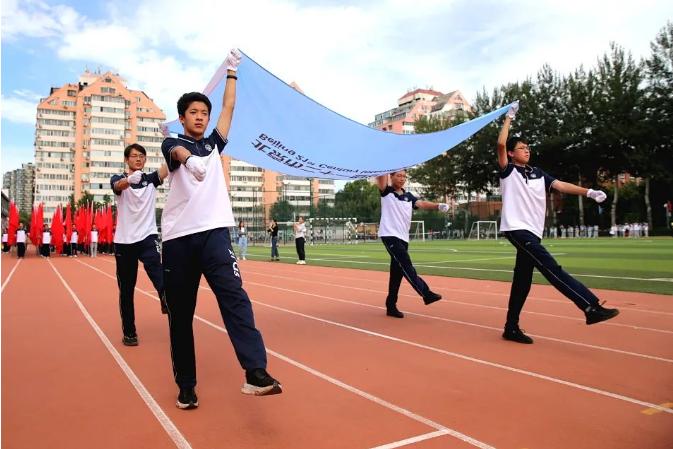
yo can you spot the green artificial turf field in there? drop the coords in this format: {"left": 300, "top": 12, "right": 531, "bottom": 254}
{"left": 243, "top": 237, "right": 673, "bottom": 295}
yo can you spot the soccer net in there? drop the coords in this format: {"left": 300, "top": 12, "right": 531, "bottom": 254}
{"left": 468, "top": 221, "right": 498, "bottom": 240}
{"left": 410, "top": 220, "right": 426, "bottom": 241}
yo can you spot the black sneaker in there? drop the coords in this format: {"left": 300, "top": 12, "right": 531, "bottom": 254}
{"left": 423, "top": 291, "right": 442, "bottom": 305}
{"left": 585, "top": 303, "right": 620, "bottom": 325}
{"left": 241, "top": 368, "right": 283, "bottom": 396}
{"left": 122, "top": 335, "right": 138, "bottom": 346}
{"left": 176, "top": 388, "right": 198, "bottom": 409}
{"left": 386, "top": 308, "right": 404, "bottom": 318}
{"left": 502, "top": 327, "right": 534, "bottom": 344}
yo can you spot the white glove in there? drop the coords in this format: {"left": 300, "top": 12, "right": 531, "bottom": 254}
{"left": 587, "top": 189, "right": 607, "bottom": 203}
{"left": 185, "top": 156, "right": 207, "bottom": 182}
{"left": 506, "top": 100, "right": 519, "bottom": 119}
{"left": 438, "top": 203, "right": 449, "bottom": 213}
{"left": 224, "top": 48, "right": 242, "bottom": 72}
{"left": 127, "top": 170, "right": 143, "bottom": 185}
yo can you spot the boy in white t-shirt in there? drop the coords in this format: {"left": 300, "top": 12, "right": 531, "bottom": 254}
{"left": 160, "top": 49, "right": 281, "bottom": 410}
{"left": 90, "top": 225, "right": 99, "bottom": 258}
{"left": 41, "top": 225, "right": 51, "bottom": 258}
{"left": 497, "top": 102, "right": 619, "bottom": 344}
{"left": 16, "top": 223, "right": 27, "bottom": 258}
{"left": 111, "top": 143, "right": 169, "bottom": 346}
{"left": 2, "top": 229, "right": 9, "bottom": 253}
{"left": 69, "top": 230, "right": 78, "bottom": 258}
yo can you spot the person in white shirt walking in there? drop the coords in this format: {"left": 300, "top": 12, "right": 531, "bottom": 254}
{"left": 237, "top": 220, "right": 248, "bottom": 260}
{"left": 294, "top": 216, "right": 307, "bottom": 264}
{"left": 376, "top": 171, "right": 449, "bottom": 318}
{"left": 111, "top": 143, "right": 169, "bottom": 346}
{"left": 497, "top": 102, "right": 619, "bottom": 344}
{"left": 2, "top": 229, "right": 9, "bottom": 253}
{"left": 16, "top": 223, "right": 27, "bottom": 258}
{"left": 41, "top": 225, "right": 51, "bottom": 258}
{"left": 69, "top": 230, "right": 78, "bottom": 257}
{"left": 160, "top": 49, "right": 281, "bottom": 410}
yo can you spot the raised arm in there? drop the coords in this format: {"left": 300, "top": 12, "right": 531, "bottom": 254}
{"left": 158, "top": 163, "right": 169, "bottom": 181}
{"left": 376, "top": 174, "right": 389, "bottom": 192}
{"left": 415, "top": 200, "right": 449, "bottom": 212}
{"left": 497, "top": 101, "right": 519, "bottom": 170}
{"left": 216, "top": 49, "right": 242, "bottom": 140}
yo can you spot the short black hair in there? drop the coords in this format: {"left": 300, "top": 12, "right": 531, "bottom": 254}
{"left": 177, "top": 92, "right": 212, "bottom": 116}
{"left": 124, "top": 143, "right": 146, "bottom": 159}
{"left": 506, "top": 136, "right": 528, "bottom": 153}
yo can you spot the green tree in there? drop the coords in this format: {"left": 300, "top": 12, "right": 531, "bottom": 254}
{"left": 334, "top": 179, "right": 380, "bottom": 222}
{"left": 270, "top": 200, "right": 295, "bottom": 222}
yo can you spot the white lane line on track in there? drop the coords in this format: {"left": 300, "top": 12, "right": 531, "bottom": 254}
{"left": 79, "top": 259, "right": 495, "bottom": 449}
{"left": 368, "top": 430, "right": 451, "bottom": 449}
{"left": 1, "top": 258, "right": 22, "bottom": 293}
{"left": 242, "top": 297, "right": 673, "bottom": 415}
{"left": 242, "top": 268, "right": 673, "bottom": 335}
{"left": 241, "top": 278, "right": 673, "bottom": 364}
{"left": 49, "top": 260, "right": 193, "bottom": 449}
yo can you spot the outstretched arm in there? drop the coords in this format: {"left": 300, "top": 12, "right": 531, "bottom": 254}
{"left": 415, "top": 200, "right": 449, "bottom": 212}
{"left": 216, "top": 49, "right": 242, "bottom": 140}
{"left": 553, "top": 181, "right": 607, "bottom": 203}
{"left": 496, "top": 101, "right": 519, "bottom": 170}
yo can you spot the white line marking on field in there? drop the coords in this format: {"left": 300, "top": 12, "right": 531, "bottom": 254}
{"left": 51, "top": 260, "right": 192, "bottom": 449}
{"left": 243, "top": 269, "right": 673, "bottom": 335}
{"left": 79, "top": 259, "right": 495, "bottom": 449}
{"left": 368, "top": 430, "right": 450, "bottom": 449}
{"left": 1, "top": 258, "right": 22, "bottom": 293}
{"left": 242, "top": 277, "right": 673, "bottom": 364}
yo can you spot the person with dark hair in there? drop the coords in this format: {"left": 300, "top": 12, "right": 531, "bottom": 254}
{"left": 375, "top": 170, "right": 448, "bottom": 318}
{"left": 41, "top": 225, "right": 51, "bottom": 257}
{"left": 293, "top": 216, "right": 306, "bottom": 264}
{"left": 497, "top": 101, "right": 619, "bottom": 344}
{"left": 237, "top": 220, "right": 248, "bottom": 260}
{"left": 160, "top": 48, "right": 281, "bottom": 410}
{"left": 2, "top": 228, "right": 9, "bottom": 253}
{"left": 111, "top": 143, "right": 169, "bottom": 347}
{"left": 69, "top": 229, "right": 78, "bottom": 257}
{"left": 16, "top": 223, "right": 27, "bottom": 258}
{"left": 267, "top": 219, "right": 279, "bottom": 261}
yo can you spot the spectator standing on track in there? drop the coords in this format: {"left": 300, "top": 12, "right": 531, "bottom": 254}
{"left": 375, "top": 170, "right": 448, "bottom": 318}
{"left": 496, "top": 101, "right": 619, "bottom": 344}
{"left": 111, "top": 143, "right": 169, "bottom": 347}
{"left": 160, "top": 48, "right": 282, "bottom": 410}
{"left": 294, "top": 216, "right": 307, "bottom": 264}
{"left": 267, "top": 219, "right": 279, "bottom": 261}
{"left": 16, "top": 223, "right": 27, "bottom": 258}
{"left": 69, "top": 230, "right": 79, "bottom": 258}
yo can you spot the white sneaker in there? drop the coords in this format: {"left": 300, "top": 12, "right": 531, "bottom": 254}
{"left": 300, "top": 260, "right": 306, "bottom": 265}
{"left": 296, "top": 260, "right": 302, "bottom": 264}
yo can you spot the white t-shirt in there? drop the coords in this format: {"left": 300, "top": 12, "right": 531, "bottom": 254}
{"left": 43, "top": 232, "right": 52, "bottom": 245}
{"left": 91, "top": 230, "right": 98, "bottom": 243}
{"left": 499, "top": 163, "right": 556, "bottom": 239}
{"left": 161, "top": 131, "right": 235, "bottom": 242}
{"left": 378, "top": 186, "right": 418, "bottom": 242}
{"left": 16, "top": 230, "right": 26, "bottom": 243}
{"left": 112, "top": 171, "right": 162, "bottom": 244}
{"left": 71, "top": 232, "right": 78, "bottom": 244}
{"left": 295, "top": 222, "right": 306, "bottom": 239}
{"left": 2, "top": 233, "right": 7, "bottom": 243}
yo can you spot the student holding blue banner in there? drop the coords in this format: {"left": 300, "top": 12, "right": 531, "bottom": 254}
{"left": 497, "top": 102, "right": 619, "bottom": 344}
{"left": 160, "top": 48, "right": 281, "bottom": 410}
{"left": 376, "top": 171, "right": 448, "bottom": 318}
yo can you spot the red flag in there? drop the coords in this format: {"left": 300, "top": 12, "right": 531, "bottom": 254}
{"left": 8, "top": 201, "right": 19, "bottom": 245}
{"left": 51, "top": 206, "right": 64, "bottom": 254}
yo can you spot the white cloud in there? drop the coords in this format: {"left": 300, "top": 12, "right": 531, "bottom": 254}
{"left": 1, "top": 0, "right": 81, "bottom": 40}
{"left": 1, "top": 95, "right": 38, "bottom": 124}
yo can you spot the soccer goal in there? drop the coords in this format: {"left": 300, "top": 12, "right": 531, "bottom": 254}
{"left": 468, "top": 221, "right": 498, "bottom": 240}
{"left": 410, "top": 220, "right": 426, "bottom": 241}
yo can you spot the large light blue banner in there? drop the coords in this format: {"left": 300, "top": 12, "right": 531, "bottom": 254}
{"left": 166, "top": 53, "right": 512, "bottom": 180}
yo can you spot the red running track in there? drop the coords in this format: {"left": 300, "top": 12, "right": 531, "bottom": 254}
{"left": 2, "top": 253, "right": 672, "bottom": 449}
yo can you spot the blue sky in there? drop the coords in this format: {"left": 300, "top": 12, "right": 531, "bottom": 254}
{"left": 2, "top": 0, "right": 672, "bottom": 173}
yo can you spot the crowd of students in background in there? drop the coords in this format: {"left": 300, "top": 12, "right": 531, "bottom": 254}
{"left": 544, "top": 222, "right": 650, "bottom": 239}
{"left": 2, "top": 224, "right": 111, "bottom": 258}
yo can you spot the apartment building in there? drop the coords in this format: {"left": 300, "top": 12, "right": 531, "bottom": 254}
{"left": 2, "top": 163, "right": 35, "bottom": 213}
{"left": 34, "top": 70, "right": 166, "bottom": 219}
